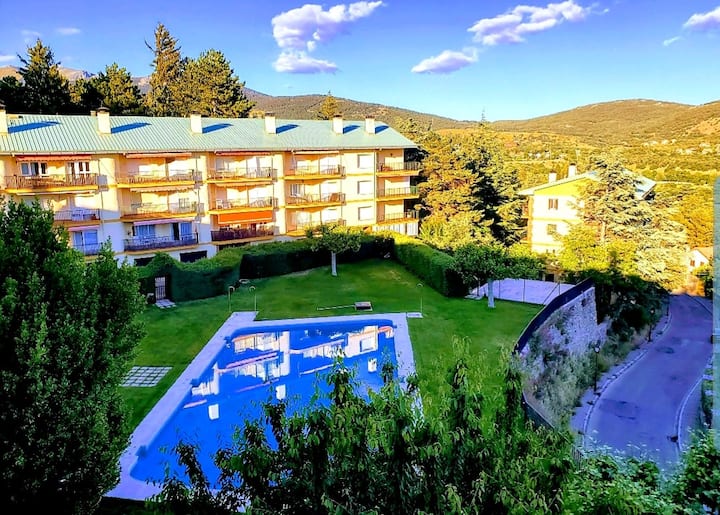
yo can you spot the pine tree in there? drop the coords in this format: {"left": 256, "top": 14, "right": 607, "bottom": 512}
{"left": 18, "top": 39, "right": 72, "bottom": 114}
{"left": 178, "top": 49, "right": 254, "bottom": 117}
{"left": 94, "top": 63, "right": 144, "bottom": 114}
{"left": 317, "top": 91, "right": 339, "bottom": 120}
{"left": 145, "top": 23, "right": 184, "bottom": 116}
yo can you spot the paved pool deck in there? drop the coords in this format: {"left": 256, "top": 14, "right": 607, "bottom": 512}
{"left": 468, "top": 278, "right": 574, "bottom": 305}
{"left": 108, "top": 311, "right": 417, "bottom": 502}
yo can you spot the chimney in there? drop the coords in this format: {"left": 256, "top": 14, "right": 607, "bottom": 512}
{"left": 332, "top": 114, "right": 343, "bottom": 135}
{"left": 264, "top": 112, "right": 276, "bottom": 134}
{"left": 364, "top": 114, "right": 376, "bottom": 135}
{"left": 190, "top": 113, "right": 202, "bottom": 134}
{"left": 97, "top": 106, "right": 111, "bottom": 134}
{"left": 568, "top": 163, "right": 577, "bottom": 177}
{"left": 0, "top": 103, "right": 7, "bottom": 135}
{"left": 548, "top": 171, "right": 557, "bottom": 183}
{"left": 90, "top": 110, "right": 97, "bottom": 117}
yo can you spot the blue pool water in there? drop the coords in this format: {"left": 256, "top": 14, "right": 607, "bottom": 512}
{"left": 130, "top": 319, "right": 397, "bottom": 487}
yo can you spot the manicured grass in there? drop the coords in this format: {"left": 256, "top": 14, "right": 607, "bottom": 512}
{"left": 121, "top": 259, "right": 541, "bottom": 428}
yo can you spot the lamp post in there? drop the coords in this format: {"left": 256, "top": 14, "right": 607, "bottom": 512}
{"left": 227, "top": 285, "right": 235, "bottom": 314}
{"left": 593, "top": 345, "right": 601, "bottom": 393}
{"left": 648, "top": 308, "right": 655, "bottom": 342}
{"left": 250, "top": 285, "right": 257, "bottom": 312}
{"left": 417, "top": 283, "right": 423, "bottom": 317}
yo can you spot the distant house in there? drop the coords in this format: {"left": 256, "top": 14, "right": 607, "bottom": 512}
{"left": 518, "top": 165, "right": 656, "bottom": 254}
{"left": 689, "top": 246, "right": 713, "bottom": 269}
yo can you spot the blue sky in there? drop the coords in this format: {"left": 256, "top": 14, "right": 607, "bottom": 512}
{"left": 1, "top": 1, "right": 719, "bottom": 121}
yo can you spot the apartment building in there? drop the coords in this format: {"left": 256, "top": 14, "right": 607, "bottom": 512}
{"left": 518, "top": 165, "right": 655, "bottom": 254}
{"left": 0, "top": 106, "right": 419, "bottom": 264}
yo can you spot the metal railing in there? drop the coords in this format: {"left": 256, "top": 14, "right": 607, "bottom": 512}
{"left": 211, "top": 226, "right": 275, "bottom": 242}
{"left": 377, "top": 162, "right": 421, "bottom": 173}
{"left": 377, "top": 186, "right": 418, "bottom": 198}
{"left": 54, "top": 208, "right": 101, "bottom": 222}
{"left": 124, "top": 234, "right": 198, "bottom": 252}
{"left": 286, "top": 192, "right": 345, "bottom": 206}
{"left": 6, "top": 174, "right": 99, "bottom": 189}
{"left": 207, "top": 168, "right": 275, "bottom": 180}
{"left": 73, "top": 243, "right": 102, "bottom": 256}
{"left": 286, "top": 219, "right": 346, "bottom": 233}
{"left": 117, "top": 169, "right": 198, "bottom": 184}
{"left": 122, "top": 202, "right": 198, "bottom": 217}
{"left": 377, "top": 210, "right": 419, "bottom": 223}
{"left": 212, "top": 197, "right": 275, "bottom": 210}
{"left": 285, "top": 165, "right": 345, "bottom": 177}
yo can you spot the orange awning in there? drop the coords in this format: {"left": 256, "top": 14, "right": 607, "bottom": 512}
{"left": 215, "top": 151, "right": 272, "bottom": 156}
{"left": 15, "top": 154, "right": 92, "bottom": 162}
{"left": 217, "top": 210, "right": 273, "bottom": 225}
{"left": 124, "top": 152, "right": 193, "bottom": 159}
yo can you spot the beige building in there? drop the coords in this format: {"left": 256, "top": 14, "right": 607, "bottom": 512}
{"left": 0, "top": 107, "right": 419, "bottom": 264}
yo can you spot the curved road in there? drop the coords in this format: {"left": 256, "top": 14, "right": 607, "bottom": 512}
{"left": 584, "top": 294, "right": 712, "bottom": 471}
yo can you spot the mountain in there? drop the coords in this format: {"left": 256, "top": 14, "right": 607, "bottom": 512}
{"left": 0, "top": 65, "right": 92, "bottom": 81}
{"left": 492, "top": 99, "right": 720, "bottom": 145}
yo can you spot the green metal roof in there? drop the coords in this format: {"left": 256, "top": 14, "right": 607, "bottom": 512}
{"left": 0, "top": 114, "right": 417, "bottom": 155}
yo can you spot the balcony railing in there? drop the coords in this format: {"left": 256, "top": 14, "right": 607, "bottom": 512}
{"left": 6, "top": 174, "right": 99, "bottom": 190}
{"left": 212, "top": 197, "right": 275, "bottom": 210}
{"left": 122, "top": 202, "right": 198, "bottom": 218}
{"left": 73, "top": 243, "right": 102, "bottom": 256}
{"left": 207, "top": 168, "right": 275, "bottom": 181}
{"left": 286, "top": 219, "right": 346, "bottom": 233}
{"left": 377, "top": 162, "right": 421, "bottom": 174}
{"left": 211, "top": 226, "right": 275, "bottom": 242}
{"left": 54, "top": 208, "right": 101, "bottom": 222}
{"left": 377, "top": 211, "right": 419, "bottom": 223}
{"left": 286, "top": 193, "right": 345, "bottom": 206}
{"left": 285, "top": 165, "right": 345, "bottom": 178}
{"left": 117, "top": 170, "right": 198, "bottom": 184}
{"left": 377, "top": 186, "right": 418, "bottom": 199}
{"left": 124, "top": 234, "right": 198, "bottom": 252}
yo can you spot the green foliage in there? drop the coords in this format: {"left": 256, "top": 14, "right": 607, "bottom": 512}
{"left": 18, "top": 39, "right": 72, "bottom": 114}
{"left": 145, "top": 23, "right": 184, "bottom": 116}
{"left": 93, "top": 63, "right": 144, "bottom": 114}
{"left": 671, "top": 430, "right": 720, "bottom": 513}
{"left": 0, "top": 76, "right": 23, "bottom": 111}
{"left": 0, "top": 200, "right": 145, "bottom": 511}
{"left": 419, "top": 211, "right": 495, "bottom": 251}
{"left": 305, "top": 223, "right": 364, "bottom": 276}
{"left": 177, "top": 49, "right": 254, "bottom": 117}
{"left": 316, "top": 91, "right": 339, "bottom": 120}
{"left": 391, "top": 233, "right": 466, "bottom": 297}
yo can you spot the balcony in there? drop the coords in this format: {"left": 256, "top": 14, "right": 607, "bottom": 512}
{"left": 207, "top": 168, "right": 275, "bottom": 184}
{"left": 5, "top": 174, "right": 99, "bottom": 193}
{"left": 116, "top": 170, "right": 199, "bottom": 189}
{"left": 73, "top": 243, "right": 102, "bottom": 256}
{"left": 285, "top": 192, "right": 345, "bottom": 208}
{"left": 286, "top": 219, "right": 346, "bottom": 235}
{"left": 376, "top": 162, "right": 421, "bottom": 177}
{"left": 210, "top": 226, "right": 275, "bottom": 243}
{"left": 376, "top": 186, "right": 418, "bottom": 200}
{"left": 54, "top": 208, "right": 101, "bottom": 225}
{"left": 210, "top": 197, "right": 276, "bottom": 213}
{"left": 285, "top": 165, "right": 345, "bottom": 180}
{"left": 376, "top": 211, "right": 419, "bottom": 224}
{"left": 124, "top": 234, "right": 198, "bottom": 252}
{"left": 120, "top": 202, "right": 200, "bottom": 220}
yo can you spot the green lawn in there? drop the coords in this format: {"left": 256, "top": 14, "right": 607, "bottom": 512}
{"left": 122, "top": 259, "right": 541, "bottom": 428}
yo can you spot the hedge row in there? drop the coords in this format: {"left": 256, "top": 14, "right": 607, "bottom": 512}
{"left": 388, "top": 233, "right": 466, "bottom": 297}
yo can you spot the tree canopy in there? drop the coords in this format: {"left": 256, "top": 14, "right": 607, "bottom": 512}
{"left": 145, "top": 23, "right": 184, "bottom": 116}
{"left": 17, "top": 39, "right": 72, "bottom": 114}
{"left": 306, "top": 223, "right": 363, "bottom": 276}
{"left": 0, "top": 200, "right": 145, "bottom": 512}
{"left": 316, "top": 91, "right": 340, "bottom": 120}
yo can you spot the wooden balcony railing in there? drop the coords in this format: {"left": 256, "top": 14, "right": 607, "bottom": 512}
{"left": 285, "top": 165, "right": 345, "bottom": 178}
{"left": 376, "top": 186, "right": 418, "bottom": 199}
{"left": 54, "top": 208, "right": 101, "bottom": 222}
{"left": 286, "top": 219, "right": 346, "bottom": 233}
{"left": 117, "top": 170, "right": 199, "bottom": 184}
{"left": 124, "top": 234, "right": 198, "bottom": 252}
{"left": 285, "top": 192, "right": 345, "bottom": 206}
{"left": 212, "top": 197, "right": 275, "bottom": 210}
{"left": 121, "top": 202, "right": 198, "bottom": 218}
{"left": 5, "top": 174, "right": 99, "bottom": 190}
{"left": 211, "top": 226, "right": 275, "bottom": 242}
{"left": 377, "top": 162, "right": 421, "bottom": 174}
{"left": 377, "top": 210, "right": 419, "bottom": 223}
{"left": 207, "top": 168, "right": 275, "bottom": 181}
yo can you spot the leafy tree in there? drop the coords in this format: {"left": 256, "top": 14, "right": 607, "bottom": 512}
{"left": 69, "top": 76, "right": 104, "bottom": 113}
{"left": 0, "top": 200, "right": 145, "bottom": 512}
{"left": 305, "top": 223, "right": 362, "bottom": 276}
{"left": 558, "top": 225, "right": 636, "bottom": 276}
{"left": 316, "top": 91, "right": 339, "bottom": 120}
{"left": 93, "top": 63, "right": 144, "bottom": 115}
{"left": 18, "top": 39, "right": 72, "bottom": 114}
{"left": 177, "top": 49, "right": 253, "bottom": 117}
{"left": 145, "top": 23, "right": 184, "bottom": 116}
{"left": 0, "top": 76, "right": 23, "bottom": 112}
{"left": 419, "top": 210, "right": 495, "bottom": 251}
{"left": 672, "top": 430, "right": 720, "bottom": 512}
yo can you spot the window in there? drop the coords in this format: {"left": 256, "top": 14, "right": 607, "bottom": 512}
{"left": 21, "top": 162, "right": 48, "bottom": 176}
{"left": 180, "top": 250, "right": 207, "bottom": 263}
{"left": 547, "top": 198, "right": 559, "bottom": 210}
{"left": 319, "top": 156, "right": 339, "bottom": 172}
{"left": 72, "top": 230, "right": 99, "bottom": 255}
{"left": 179, "top": 222, "right": 193, "bottom": 238}
{"left": 289, "top": 184, "right": 303, "bottom": 198}
{"left": 546, "top": 223, "right": 557, "bottom": 235}
{"left": 357, "top": 153, "right": 373, "bottom": 170}
{"left": 135, "top": 224, "right": 156, "bottom": 239}
{"left": 323, "top": 208, "right": 339, "bottom": 223}
{"left": 67, "top": 161, "right": 91, "bottom": 175}
{"left": 357, "top": 180, "right": 372, "bottom": 195}
{"left": 358, "top": 206, "right": 373, "bottom": 221}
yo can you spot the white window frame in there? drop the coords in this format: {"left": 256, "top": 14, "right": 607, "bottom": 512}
{"left": 67, "top": 161, "right": 91, "bottom": 175}
{"left": 21, "top": 162, "right": 48, "bottom": 177}
{"left": 358, "top": 206, "right": 373, "bottom": 221}
{"left": 357, "top": 153, "right": 373, "bottom": 170}
{"left": 357, "top": 180, "right": 372, "bottom": 195}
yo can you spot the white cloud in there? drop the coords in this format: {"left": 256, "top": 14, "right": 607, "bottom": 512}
{"left": 411, "top": 48, "right": 478, "bottom": 74}
{"left": 21, "top": 29, "right": 42, "bottom": 43}
{"left": 0, "top": 54, "right": 15, "bottom": 63}
{"left": 56, "top": 27, "right": 81, "bottom": 36}
{"left": 273, "top": 51, "right": 338, "bottom": 73}
{"left": 684, "top": 6, "right": 720, "bottom": 31}
{"left": 662, "top": 36, "right": 681, "bottom": 47}
{"left": 469, "top": 1, "right": 591, "bottom": 46}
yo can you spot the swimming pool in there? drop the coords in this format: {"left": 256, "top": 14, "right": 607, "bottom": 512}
{"left": 110, "top": 312, "right": 416, "bottom": 501}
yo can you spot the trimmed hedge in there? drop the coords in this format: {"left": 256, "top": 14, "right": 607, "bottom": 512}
{"left": 388, "top": 233, "right": 466, "bottom": 297}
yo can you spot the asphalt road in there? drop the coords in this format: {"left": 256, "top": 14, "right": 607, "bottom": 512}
{"left": 584, "top": 294, "right": 712, "bottom": 471}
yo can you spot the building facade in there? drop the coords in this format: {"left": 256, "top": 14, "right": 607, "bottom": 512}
{"left": 0, "top": 107, "right": 419, "bottom": 264}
